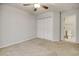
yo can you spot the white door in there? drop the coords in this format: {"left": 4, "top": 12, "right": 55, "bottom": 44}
{"left": 37, "top": 17, "right": 53, "bottom": 41}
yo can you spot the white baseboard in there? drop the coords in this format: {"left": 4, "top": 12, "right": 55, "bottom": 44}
{"left": 37, "top": 37, "right": 59, "bottom": 42}
{"left": 0, "top": 36, "right": 36, "bottom": 48}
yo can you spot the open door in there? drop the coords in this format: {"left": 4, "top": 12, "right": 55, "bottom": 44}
{"left": 64, "top": 15, "right": 76, "bottom": 42}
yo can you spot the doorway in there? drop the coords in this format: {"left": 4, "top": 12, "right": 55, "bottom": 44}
{"left": 64, "top": 15, "right": 76, "bottom": 42}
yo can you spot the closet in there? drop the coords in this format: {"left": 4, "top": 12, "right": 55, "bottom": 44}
{"left": 37, "top": 12, "right": 60, "bottom": 41}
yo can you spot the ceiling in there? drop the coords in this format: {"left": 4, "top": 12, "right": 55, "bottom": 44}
{"left": 3, "top": 3, "right": 79, "bottom": 14}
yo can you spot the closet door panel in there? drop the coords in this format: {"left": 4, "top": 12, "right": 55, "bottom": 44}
{"left": 37, "top": 17, "right": 53, "bottom": 40}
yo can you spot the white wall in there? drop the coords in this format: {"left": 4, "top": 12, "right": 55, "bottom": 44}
{"left": 37, "top": 12, "right": 60, "bottom": 41}
{"left": 53, "top": 12, "right": 60, "bottom": 41}
{"left": 76, "top": 10, "right": 79, "bottom": 42}
{"left": 61, "top": 10, "right": 77, "bottom": 43}
{"left": 0, "top": 5, "right": 36, "bottom": 47}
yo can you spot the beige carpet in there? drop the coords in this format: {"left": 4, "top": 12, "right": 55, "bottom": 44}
{"left": 0, "top": 38, "right": 79, "bottom": 56}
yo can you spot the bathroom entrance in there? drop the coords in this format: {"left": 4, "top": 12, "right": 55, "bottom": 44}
{"left": 64, "top": 15, "right": 76, "bottom": 42}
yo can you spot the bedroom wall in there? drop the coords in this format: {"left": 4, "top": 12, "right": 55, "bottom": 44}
{"left": 76, "top": 10, "right": 79, "bottom": 43}
{"left": 53, "top": 12, "right": 60, "bottom": 41}
{"left": 0, "top": 5, "right": 36, "bottom": 48}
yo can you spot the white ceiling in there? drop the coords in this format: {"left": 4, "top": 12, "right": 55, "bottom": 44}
{"left": 3, "top": 3, "right": 79, "bottom": 14}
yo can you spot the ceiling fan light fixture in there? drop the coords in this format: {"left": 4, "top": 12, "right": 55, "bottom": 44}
{"left": 34, "top": 4, "right": 40, "bottom": 8}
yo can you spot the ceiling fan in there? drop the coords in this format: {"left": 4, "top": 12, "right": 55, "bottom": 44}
{"left": 23, "top": 3, "right": 48, "bottom": 11}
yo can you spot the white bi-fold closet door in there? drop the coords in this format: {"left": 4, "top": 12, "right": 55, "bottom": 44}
{"left": 37, "top": 17, "right": 53, "bottom": 41}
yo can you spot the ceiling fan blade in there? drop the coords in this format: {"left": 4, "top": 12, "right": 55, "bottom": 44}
{"left": 23, "top": 4, "right": 32, "bottom": 6}
{"left": 34, "top": 8, "right": 37, "bottom": 11}
{"left": 42, "top": 5, "right": 48, "bottom": 9}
